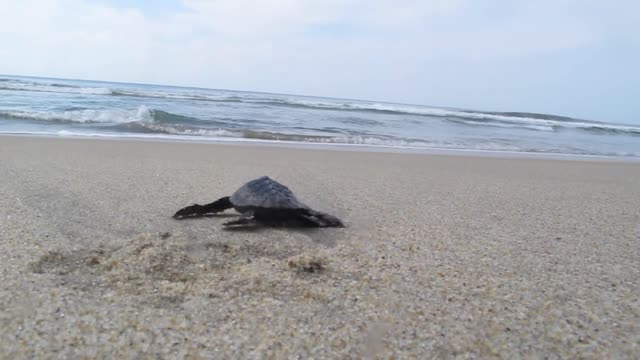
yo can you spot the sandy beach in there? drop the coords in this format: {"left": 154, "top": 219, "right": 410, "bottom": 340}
{"left": 1, "top": 136, "right": 639, "bottom": 358}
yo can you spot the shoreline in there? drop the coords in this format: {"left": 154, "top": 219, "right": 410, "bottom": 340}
{"left": 2, "top": 133, "right": 638, "bottom": 163}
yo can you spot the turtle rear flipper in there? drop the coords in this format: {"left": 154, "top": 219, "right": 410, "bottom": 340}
{"left": 272, "top": 209, "right": 343, "bottom": 227}
{"left": 298, "top": 209, "right": 344, "bottom": 228}
{"left": 228, "top": 208, "right": 343, "bottom": 228}
{"left": 173, "top": 196, "right": 232, "bottom": 219}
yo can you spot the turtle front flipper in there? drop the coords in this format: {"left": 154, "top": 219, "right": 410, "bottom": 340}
{"left": 173, "top": 196, "right": 232, "bottom": 219}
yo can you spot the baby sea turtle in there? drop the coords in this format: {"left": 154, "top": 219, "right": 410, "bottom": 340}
{"left": 173, "top": 176, "right": 344, "bottom": 227}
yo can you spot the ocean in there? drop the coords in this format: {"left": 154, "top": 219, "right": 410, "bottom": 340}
{"left": 1, "top": 75, "right": 639, "bottom": 157}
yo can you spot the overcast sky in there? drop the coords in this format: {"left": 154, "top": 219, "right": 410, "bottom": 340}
{"left": 1, "top": 0, "right": 638, "bottom": 124}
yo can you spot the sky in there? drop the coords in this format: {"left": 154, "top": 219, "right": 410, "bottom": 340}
{"left": 1, "top": 0, "right": 639, "bottom": 124}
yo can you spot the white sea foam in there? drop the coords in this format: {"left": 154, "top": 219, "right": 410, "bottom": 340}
{"left": 141, "top": 123, "right": 238, "bottom": 137}
{"left": 1, "top": 128, "right": 639, "bottom": 159}
{"left": 451, "top": 119, "right": 555, "bottom": 131}
{"left": 0, "top": 81, "right": 112, "bottom": 95}
{"left": 0, "top": 129, "right": 542, "bottom": 154}
{"left": 112, "top": 89, "right": 221, "bottom": 101}
{"left": 0, "top": 106, "right": 153, "bottom": 123}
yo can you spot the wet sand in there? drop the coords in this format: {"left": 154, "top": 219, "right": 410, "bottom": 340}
{"left": 1, "top": 136, "right": 639, "bottom": 358}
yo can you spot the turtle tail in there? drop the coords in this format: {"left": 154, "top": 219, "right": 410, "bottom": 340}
{"left": 173, "top": 196, "right": 233, "bottom": 219}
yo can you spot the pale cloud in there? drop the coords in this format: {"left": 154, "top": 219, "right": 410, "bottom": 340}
{"left": 0, "top": 0, "right": 609, "bottom": 78}
{"left": 0, "top": 0, "right": 638, "bottom": 122}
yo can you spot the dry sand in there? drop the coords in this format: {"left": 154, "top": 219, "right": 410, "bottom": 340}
{"left": 1, "top": 136, "right": 639, "bottom": 358}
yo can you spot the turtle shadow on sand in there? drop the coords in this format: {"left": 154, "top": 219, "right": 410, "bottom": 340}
{"left": 179, "top": 214, "right": 338, "bottom": 247}
{"left": 173, "top": 176, "right": 344, "bottom": 229}
{"left": 222, "top": 224, "right": 337, "bottom": 247}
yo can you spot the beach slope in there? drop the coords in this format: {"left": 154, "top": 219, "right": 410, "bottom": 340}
{"left": 1, "top": 136, "right": 639, "bottom": 358}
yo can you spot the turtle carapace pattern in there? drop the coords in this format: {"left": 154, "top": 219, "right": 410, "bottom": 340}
{"left": 173, "top": 176, "right": 344, "bottom": 228}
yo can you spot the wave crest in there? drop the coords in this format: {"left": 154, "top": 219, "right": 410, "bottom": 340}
{"left": 0, "top": 106, "right": 153, "bottom": 124}
{"left": 0, "top": 79, "right": 112, "bottom": 95}
{"left": 3, "top": 76, "right": 639, "bottom": 137}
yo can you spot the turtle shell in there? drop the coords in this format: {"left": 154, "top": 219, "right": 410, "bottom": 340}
{"left": 230, "top": 176, "right": 308, "bottom": 211}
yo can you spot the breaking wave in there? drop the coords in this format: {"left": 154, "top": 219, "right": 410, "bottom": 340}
{"left": 3, "top": 76, "right": 639, "bottom": 136}
{"left": 0, "top": 107, "right": 154, "bottom": 124}
{"left": 2, "top": 102, "right": 639, "bottom": 142}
